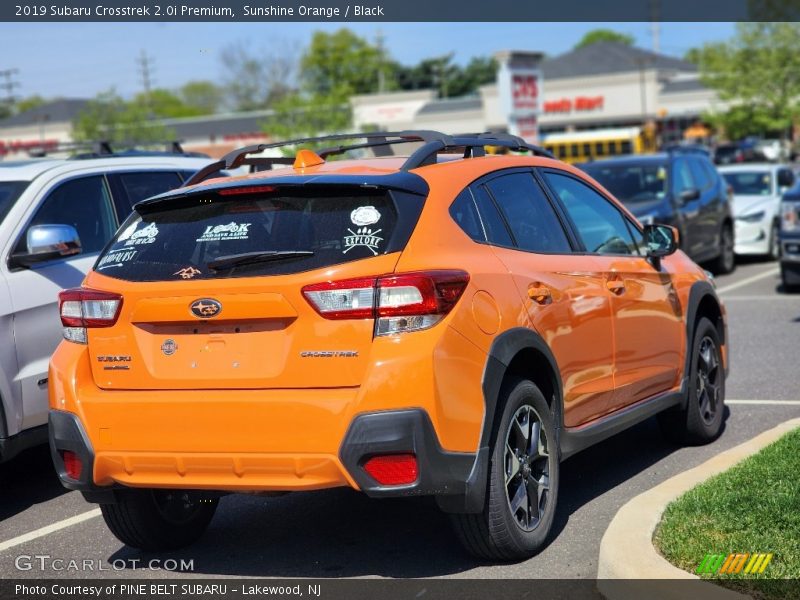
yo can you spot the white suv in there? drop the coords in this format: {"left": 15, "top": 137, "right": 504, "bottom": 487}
{"left": 0, "top": 152, "right": 218, "bottom": 461}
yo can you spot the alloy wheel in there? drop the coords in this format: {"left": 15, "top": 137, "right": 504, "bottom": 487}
{"left": 696, "top": 336, "right": 722, "bottom": 425}
{"left": 504, "top": 405, "right": 550, "bottom": 532}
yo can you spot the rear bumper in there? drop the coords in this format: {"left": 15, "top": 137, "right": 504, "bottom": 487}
{"left": 49, "top": 407, "right": 478, "bottom": 504}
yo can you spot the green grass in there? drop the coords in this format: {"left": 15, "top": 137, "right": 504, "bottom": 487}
{"left": 654, "top": 427, "right": 800, "bottom": 600}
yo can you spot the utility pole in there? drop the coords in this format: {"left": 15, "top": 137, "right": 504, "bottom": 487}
{"left": 649, "top": 0, "right": 660, "bottom": 53}
{"left": 0, "top": 68, "right": 20, "bottom": 112}
{"left": 375, "top": 29, "right": 386, "bottom": 94}
{"left": 136, "top": 50, "right": 155, "bottom": 110}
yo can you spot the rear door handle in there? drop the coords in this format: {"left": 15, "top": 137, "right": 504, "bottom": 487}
{"left": 528, "top": 284, "right": 552, "bottom": 305}
{"left": 606, "top": 277, "right": 626, "bottom": 295}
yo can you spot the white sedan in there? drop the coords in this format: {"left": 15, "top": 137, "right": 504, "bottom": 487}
{"left": 719, "top": 164, "right": 796, "bottom": 259}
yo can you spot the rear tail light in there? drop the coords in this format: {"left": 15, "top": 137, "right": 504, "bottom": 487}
{"left": 58, "top": 288, "right": 123, "bottom": 344}
{"left": 362, "top": 454, "right": 418, "bottom": 485}
{"left": 302, "top": 270, "right": 469, "bottom": 335}
{"left": 60, "top": 450, "right": 82, "bottom": 479}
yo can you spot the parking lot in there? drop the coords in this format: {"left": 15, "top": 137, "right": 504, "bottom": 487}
{"left": 1, "top": 257, "right": 798, "bottom": 580}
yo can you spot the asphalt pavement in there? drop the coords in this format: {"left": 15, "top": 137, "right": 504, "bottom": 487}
{"left": 1, "top": 257, "right": 798, "bottom": 580}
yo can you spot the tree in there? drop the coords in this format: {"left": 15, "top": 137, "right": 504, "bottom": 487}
{"left": 691, "top": 23, "right": 800, "bottom": 140}
{"left": 16, "top": 95, "right": 46, "bottom": 114}
{"left": 264, "top": 29, "right": 389, "bottom": 143}
{"left": 72, "top": 89, "right": 175, "bottom": 144}
{"left": 180, "top": 80, "right": 224, "bottom": 114}
{"left": 132, "top": 89, "right": 204, "bottom": 119}
{"left": 301, "top": 29, "right": 386, "bottom": 97}
{"left": 220, "top": 41, "right": 297, "bottom": 111}
{"left": 451, "top": 56, "right": 497, "bottom": 97}
{"left": 574, "top": 29, "right": 635, "bottom": 49}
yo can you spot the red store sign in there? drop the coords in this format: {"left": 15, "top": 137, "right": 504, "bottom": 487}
{"left": 543, "top": 96, "right": 604, "bottom": 114}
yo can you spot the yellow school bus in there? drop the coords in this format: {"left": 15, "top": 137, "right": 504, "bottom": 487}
{"left": 541, "top": 126, "right": 657, "bottom": 164}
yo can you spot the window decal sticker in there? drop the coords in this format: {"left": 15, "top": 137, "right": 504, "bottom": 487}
{"left": 174, "top": 266, "right": 201, "bottom": 279}
{"left": 124, "top": 223, "right": 159, "bottom": 246}
{"left": 350, "top": 206, "right": 381, "bottom": 227}
{"left": 196, "top": 222, "right": 252, "bottom": 242}
{"left": 343, "top": 227, "right": 383, "bottom": 255}
{"left": 97, "top": 249, "right": 137, "bottom": 270}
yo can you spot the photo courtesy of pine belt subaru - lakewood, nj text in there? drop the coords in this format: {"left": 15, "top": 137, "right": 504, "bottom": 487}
{"left": 47, "top": 131, "right": 728, "bottom": 559}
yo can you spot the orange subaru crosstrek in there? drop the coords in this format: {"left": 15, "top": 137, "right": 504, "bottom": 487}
{"left": 48, "top": 131, "right": 727, "bottom": 559}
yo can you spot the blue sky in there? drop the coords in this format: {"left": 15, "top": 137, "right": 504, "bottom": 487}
{"left": 0, "top": 22, "right": 736, "bottom": 100}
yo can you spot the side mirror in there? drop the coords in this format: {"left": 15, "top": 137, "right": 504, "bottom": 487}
{"left": 679, "top": 188, "right": 700, "bottom": 203}
{"left": 10, "top": 224, "right": 82, "bottom": 268}
{"left": 643, "top": 224, "right": 678, "bottom": 269}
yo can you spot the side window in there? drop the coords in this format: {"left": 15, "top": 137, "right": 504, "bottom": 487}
{"left": 16, "top": 176, "right": 116, "bottom": 255}
{"left": 688, "top": 158, "right": 711, "bottom": 191}
{"left": 484, "top": 172, "right": 571, "bottom": 253}
{"left": 472, "top": 186, "right": 514, "bottom": 247}
{"left": 543, "top": 171, "right": 638, "bottom": 255}
{"left": 449, "top": 189, "right": 484, "bottom": 242}
{"left": 672, "top": 158, "right": 695, "bottom": 196}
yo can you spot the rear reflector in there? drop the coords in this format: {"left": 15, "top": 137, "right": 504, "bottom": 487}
{"left": 302, "top": 270, "right": 469, "bottom": 335}
{"left": 362, "top": 454, "right": 418, "bottom": 486}
{"left": 60, "top": 450, "right": 82, "bottom": 480}
{"left": 58, "top": 288, "right": 123, "bottom": 344}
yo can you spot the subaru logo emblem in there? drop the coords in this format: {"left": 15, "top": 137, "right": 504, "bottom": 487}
{"left": 190, "top": 298, "right": 222, "bottom": 318}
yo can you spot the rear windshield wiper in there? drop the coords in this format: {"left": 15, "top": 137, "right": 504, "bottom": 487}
{"left": 207, "top": 250, "right": 314, "bottom": 271}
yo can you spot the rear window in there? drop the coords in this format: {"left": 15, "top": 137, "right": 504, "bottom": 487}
{"left": 95, "top": 188, "right": 414, "bottom": 281}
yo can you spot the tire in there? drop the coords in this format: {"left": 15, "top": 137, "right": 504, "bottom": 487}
{"left": 781, "top": 265, "right": 800, "bottom": 293}
{"left": 658, "top": 317, "right": 725, "bottom": 445}
{"left": 100, "top": 489, "right": 218, "bottom": 551}
{"left": 710, "top": 223, "right": 735, "bottom": 275}
{"left": 450, "top": 378, "right": 559, "bottom": 560}
{"left": 767, "top": 221, "right": 781, "bottom": 261}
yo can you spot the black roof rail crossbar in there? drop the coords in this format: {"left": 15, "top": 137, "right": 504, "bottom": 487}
{"left": 217, "top": 130, "right": 455, "bottom": 170}
{"left": 183, "top": 156, "right": 299, "bottom": 186}
{"left": 185, "top": 129, "right": 555, "bottom": 185}
{"left": 400, "top": 135, "right": 555, "bottom": 171}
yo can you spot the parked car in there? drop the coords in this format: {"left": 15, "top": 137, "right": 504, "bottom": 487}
{"left": 719, "top": 164, "right": 796, "bottom": 259}
{"left": 48, "top": 131, "right": 728, "bottom": 559}
{"left": 713, "top": 140, "right": 769, "bottom": 165}
{"left": 779, "top": 182, "right": 800, "bottom": 291}
{"left": 0, "top": 148, "right": 218, "bottom": 462}
{"left": 578, "top": 151, "right": 735, "bottom": 273}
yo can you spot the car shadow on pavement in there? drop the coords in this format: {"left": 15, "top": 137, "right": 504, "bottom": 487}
{"left": 107, "top": 411, "right": 729, "bottom": 578}
{"left": 0, "top": 444, "right": 70, "bottom": 523}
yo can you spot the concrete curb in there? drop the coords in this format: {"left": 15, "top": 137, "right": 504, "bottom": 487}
{"left": 597, "top": 417, "right": 800, "bottom": 600}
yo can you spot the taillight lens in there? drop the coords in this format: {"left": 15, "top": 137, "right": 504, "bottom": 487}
{"left": 362, "top": 454, "right": 418, "bottom": 485}
{"left": 58, "top": 288, "right": 123, "bottom": 344}
{"left": 302, "top": 270, "right": 469, "bottom": 336}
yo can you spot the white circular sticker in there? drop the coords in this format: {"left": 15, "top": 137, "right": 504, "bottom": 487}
{"left": 350, "top": 206, "right": 381, "bottom": 227}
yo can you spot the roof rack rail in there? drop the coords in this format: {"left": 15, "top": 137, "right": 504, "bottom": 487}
{"left": 183, "top": 130, "right": 555, "bottom": 186}
{"left": 27, "top": 140, "right": 203, "bottom": 159}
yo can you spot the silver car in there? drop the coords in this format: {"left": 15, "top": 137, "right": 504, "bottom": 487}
{"left": 0, "top": 153, "right": 217, "bottom": 461}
